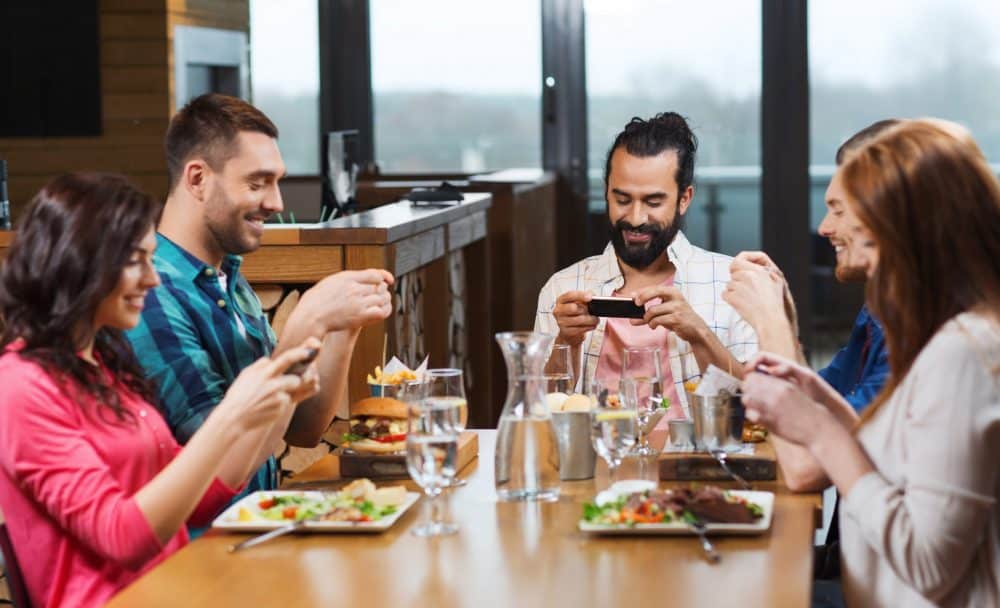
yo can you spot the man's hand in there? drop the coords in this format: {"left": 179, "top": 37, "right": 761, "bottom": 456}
{"left": 552, "top": 290, "right": 598, "bottom": 346}
{"left": 722, "top": 251, "right": 799, "bottom": 336}
{"left": 723, "top": 257, "right": 787, "bottom": 330}
{"left": 632, "top": 285, "right": 709, "bottom": 344}
{"left": 296, "top": 269, "right": 394, "bottom": 334}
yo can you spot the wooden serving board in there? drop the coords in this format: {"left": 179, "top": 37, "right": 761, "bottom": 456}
{"left": 658, "top": 440, "right": 777, "bottom": 482}
{"left": 337, "top": 431, "right": 479, "bottom": 479}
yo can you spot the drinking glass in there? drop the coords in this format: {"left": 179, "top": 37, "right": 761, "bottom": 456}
{"left": 405, "top": 398, "right": 459, "bottom": 537}
{"left": 588, "top": 377, "right": 638, "bottom": 487}
{"left": 622, "top": 346, "right": 665, "bottom": 457}
{"left": 544, "top": 343, "right": 575, "bottom": 394}
{"left": 422, "top": 368, "right": 468, "bottom": 487}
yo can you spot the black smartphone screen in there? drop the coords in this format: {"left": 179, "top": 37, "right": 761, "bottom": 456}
{"left": 587, "top": 297, "right": 645, "bottom": 319}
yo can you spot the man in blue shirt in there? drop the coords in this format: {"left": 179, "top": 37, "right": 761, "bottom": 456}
{"left": 723, "top": 120, "right": 899, "bottom": 421}
{"left": 127, "top": 94, "right": 395, "bottom": 515}
{"left": 724, "top": 120, "right": 899, "bottom": 607}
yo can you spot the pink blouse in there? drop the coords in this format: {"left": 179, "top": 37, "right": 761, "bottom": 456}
{"left": 0, "top": 351, "right": 239, "bottom": 608}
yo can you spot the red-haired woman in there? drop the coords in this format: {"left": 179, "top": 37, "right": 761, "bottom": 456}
{"left": 741, "top": 121, "right": 1000, "bottom": 607}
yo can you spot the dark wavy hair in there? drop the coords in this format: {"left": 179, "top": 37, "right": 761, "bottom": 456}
{"left": 604, "top": 112, "right": 698, "bottom": 195}
{"left": 0, "top": 173, "right": 163, "bottom": 423}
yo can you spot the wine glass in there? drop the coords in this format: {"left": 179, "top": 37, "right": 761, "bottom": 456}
{"left": 589, "top": 377, "right": 638, "bottom": 487}
{"left": 421, "top": 369, "right": 468, "bottom": 487}
{"left": 622, "top": 346, "right": 665, "bottom": 457}
{"left": 405, "top": 397, "right": 460, "bottom": 537}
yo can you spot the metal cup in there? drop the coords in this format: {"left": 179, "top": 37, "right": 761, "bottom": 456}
{"left": 667, "top": 418, "right": 696, "bottom": 451}
{"left": 686, "top": 391, "right": 744, "bottom": 452}
{"left": 551, "top": 411, "right": 596, "bottom": 480}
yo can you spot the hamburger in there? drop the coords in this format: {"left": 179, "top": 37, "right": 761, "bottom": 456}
{"left": 342, "top": 397, "right": 408, "bottom": 454}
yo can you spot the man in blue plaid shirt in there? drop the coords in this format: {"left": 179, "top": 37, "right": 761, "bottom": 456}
{"left": 127, "top": 94, "right": 394, "bottom": 513}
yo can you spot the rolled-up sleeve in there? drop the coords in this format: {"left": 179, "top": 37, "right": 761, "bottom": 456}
{"left": 188, "top": 477, "right": 244, "bottom": 527}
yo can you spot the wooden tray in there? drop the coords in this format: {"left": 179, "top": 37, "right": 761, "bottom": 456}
{"left": 657, "top": 441, "right": 777, "bottom": 481}
{"left": 337, "top": 431, "right": 479, "bottom": 479}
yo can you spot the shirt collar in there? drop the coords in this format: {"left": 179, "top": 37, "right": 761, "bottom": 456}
{"left": 155, "top": 233, "right": 244, "bottom": 284}
{"left": 596, "top": 230, "right": 695, "bottom": 288}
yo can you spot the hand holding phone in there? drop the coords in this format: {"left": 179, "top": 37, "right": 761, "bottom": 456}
{"left": 586, "top": 296, "right": 645, "bottom": 319}
{"left": 286, "top": 348, "right": 319, "bottom": 377}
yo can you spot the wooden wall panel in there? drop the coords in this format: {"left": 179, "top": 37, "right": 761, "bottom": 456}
{"left": 0, "top": 0, "right": 249, "bottom": 219}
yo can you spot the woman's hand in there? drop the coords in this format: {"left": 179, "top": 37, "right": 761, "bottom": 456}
{"left": 745, "top": 351, "right": 844, "bottom": 410}
{"left": 215, "top": 337, "right": 322, "bottom": 432}
{"left": 741, "top": 371, "right": 833, "bottom": 446}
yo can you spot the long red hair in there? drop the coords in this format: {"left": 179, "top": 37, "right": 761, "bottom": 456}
{"left": 839, "top": 120, "right": 1000, "bottom": 421}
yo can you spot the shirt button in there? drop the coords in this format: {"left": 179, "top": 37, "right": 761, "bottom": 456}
{"left": 217, "top": 299, "right": 227, "bottom": 308}
{"left": 204, "top": 268, "right": 215, "bottom": 276}
{"left": 159, "top": 443, "right": 165, "bottom": 449}
{"left": 139, "top": 410, "right": 147, "bottom": 417}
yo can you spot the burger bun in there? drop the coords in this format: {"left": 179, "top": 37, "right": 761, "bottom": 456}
{"left": 350, "top": 396, "right": 408, "bottom": 420}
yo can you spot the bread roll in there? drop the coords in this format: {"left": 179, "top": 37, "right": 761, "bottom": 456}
{"left": 562, "top": 394, "right": 593, "bottom": 412}
{"left": 371, "top": 485, "right": 407, "bottom": 508}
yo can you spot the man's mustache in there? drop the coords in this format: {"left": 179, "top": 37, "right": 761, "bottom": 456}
{"left": 614, "top": 221, "right": 662, "bottom": 237}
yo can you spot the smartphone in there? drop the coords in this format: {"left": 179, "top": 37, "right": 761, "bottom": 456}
{"left": 286, "top": 348, "right": 319, "bottom": 376}
{"left": 587, "top": 296, "right": 645, "bottom": 319}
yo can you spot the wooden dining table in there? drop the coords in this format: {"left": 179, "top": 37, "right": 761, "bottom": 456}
{"left": 107, "top": 430, "right": 821, "bottom": 608}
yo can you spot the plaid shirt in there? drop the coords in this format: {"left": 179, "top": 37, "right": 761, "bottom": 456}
{"left": 126, "top": 234, "right": 279, "bottom": 499}
{"left": 534, "top": 231, "right": 758, "bottom": 408}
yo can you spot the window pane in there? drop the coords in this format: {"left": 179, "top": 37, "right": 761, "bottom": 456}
{"left": 809, "top": 0, "right": 1000, "bottom": 228}
{"left": 585, "top": 0, "right": 761, "bottom": 255}
{"left": 250, "top": 0, "right": 320, "bottom": 175}
{"left": 371, "top": 0, "right": 542, "bottom": 172}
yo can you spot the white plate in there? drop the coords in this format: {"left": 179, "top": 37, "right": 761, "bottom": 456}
{"left": 578, "top": 490, "right": 774, "bottom": 536}
{"left": 212, "top": 490, "right": 421, "bottom": 533}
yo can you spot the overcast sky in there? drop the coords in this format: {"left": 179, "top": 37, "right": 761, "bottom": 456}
{"left": 250, "top": 0, "right": 1000, "bottom": 97}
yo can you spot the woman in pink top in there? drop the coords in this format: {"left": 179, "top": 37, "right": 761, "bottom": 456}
{"left": 0, "top": 173, "right": 321, "bottom": 608}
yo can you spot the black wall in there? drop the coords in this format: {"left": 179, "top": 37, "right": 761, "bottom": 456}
{"left": 0, "top": 0, "right": 101, "bottom": 137}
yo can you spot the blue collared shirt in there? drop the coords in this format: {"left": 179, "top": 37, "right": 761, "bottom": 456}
{"left": 126, "top": 233, "right": 279, "bottom": 502}
{"left": 818, "top": 306, "right": 889, "bottom": 412}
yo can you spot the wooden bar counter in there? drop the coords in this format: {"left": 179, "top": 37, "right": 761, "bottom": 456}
{"left": 0, "top": 195, "right": 493, "bottom": 480}
{"left": 107, "top": 431, "right": 819, "bottom": 608}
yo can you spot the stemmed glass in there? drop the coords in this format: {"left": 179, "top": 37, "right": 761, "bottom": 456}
{"left": 405, "top": 396, "right": 460, "bottom": 537}
{"left": 622, "top": 346, "right": 665, "bottom": 457}
{"left": 589, "top": 377, "right": 638, "bottom": 487}
{"left": 421, "top": 368, "right": 468, "bottom": 487}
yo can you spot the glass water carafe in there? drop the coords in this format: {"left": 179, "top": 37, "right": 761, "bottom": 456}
{"left": 494, "top": 332, "right": 561, "bottom": 502}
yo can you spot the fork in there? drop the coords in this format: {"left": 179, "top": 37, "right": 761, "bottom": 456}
{"left": 228, "top": 502, "right": 347, "bottom": 553}
{"left": 709, "top": 448, "right": 752, "bottom": 490}
{"left": 688, "top": 518, "right": 721, "bottom": 564}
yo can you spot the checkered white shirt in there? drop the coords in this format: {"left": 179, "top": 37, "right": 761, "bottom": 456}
{"left": 534, "top": 231, "right": 758, "bottom": 408}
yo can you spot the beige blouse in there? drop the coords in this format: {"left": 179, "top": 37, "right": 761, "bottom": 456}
{"left": 841, "top": 312, "right": 1000, "bottom": 607}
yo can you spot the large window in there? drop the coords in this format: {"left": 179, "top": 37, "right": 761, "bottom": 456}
{"left": 585, "top": 0, "right": 761, "bottom": 256}
{"left": 250, "top": 0, "right": 320, "bottom": 175}
{"left": 370, "top": 0, "right": 542, "bottom": 173}
{"left": 809, "top": 0, "right": 1000, "bottom": 228}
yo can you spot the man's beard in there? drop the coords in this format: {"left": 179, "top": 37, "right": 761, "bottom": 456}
{"left": 609, "top": 212, "right": 683, "bottom": 270}
{"left": 835, "top": 264, "right": 867, "bottom": 283}
{"left": 205, "top": 188, "right": 263, "bottom": 256}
